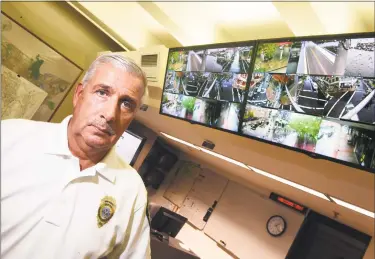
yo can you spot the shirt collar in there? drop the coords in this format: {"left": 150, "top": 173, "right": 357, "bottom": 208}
{"left": 44, "top": 115, "right": 119, "bottom": 184}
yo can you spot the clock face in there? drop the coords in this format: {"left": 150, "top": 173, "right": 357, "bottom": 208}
{"left": 266, "top": 215, "right": 287, "bottom": 237}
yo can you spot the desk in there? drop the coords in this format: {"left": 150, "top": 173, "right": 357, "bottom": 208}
{"left": 151, "top": 235, "right": 200, "bottom": 259}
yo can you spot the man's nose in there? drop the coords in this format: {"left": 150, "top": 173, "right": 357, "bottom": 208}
{"left": 102, "top": 98, "right": 119, "bottom": 122}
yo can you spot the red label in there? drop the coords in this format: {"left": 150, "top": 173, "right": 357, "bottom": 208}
{"left": 277, "top": 197, "right": 304, "bottom": 211}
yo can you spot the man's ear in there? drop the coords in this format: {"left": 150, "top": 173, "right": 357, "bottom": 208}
{"left": 73, "top": 83, "right": 85, "bottom": 108}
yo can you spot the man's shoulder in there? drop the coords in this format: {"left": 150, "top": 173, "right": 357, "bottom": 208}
{"left": 2, "top": 118, "right": 58, "bottom": 132}
{"left": 1, "top": 119, "right": 59, "bottom": 149}
{"left": 113, "top": 155, "right": 148, "bottom": 206}
{"left": 115, "top": 156, "right": 145, "bottom": 188}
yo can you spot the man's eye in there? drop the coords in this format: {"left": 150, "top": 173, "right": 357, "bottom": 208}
{"left": 97, "top": 90, "right": 107, "bottom": 96}
{"left": 121, "top": 100, "right": 133, "bottom": 109}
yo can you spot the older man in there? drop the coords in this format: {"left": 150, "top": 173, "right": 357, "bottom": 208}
{"left": 1, "top": 54, "right": 151, "bottom": 259}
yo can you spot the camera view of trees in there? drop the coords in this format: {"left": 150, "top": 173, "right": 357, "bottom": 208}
{"left": 161, "top": 93, "right": 196, "bottom": 120}
{"left": 167, "top": 51, "right": 188, "bottom": 71}
{"left": 164, "top": 71, "right": 186, "bottom": 94}
{"left": 254, "top": 42, "right": 292, "bottom": 73}
{"left": 242, "top": 105, "right": 322, "bottom": 152}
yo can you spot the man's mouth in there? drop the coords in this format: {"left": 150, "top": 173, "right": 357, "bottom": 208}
{"left": 92, "top": 125, "right": 115, "bottom": 136}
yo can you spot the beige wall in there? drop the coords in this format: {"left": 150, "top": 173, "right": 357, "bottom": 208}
{"left": 1, "top": 1, "right": 124, "bottom": 123}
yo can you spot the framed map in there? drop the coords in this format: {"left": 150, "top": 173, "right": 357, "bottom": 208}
{"left": 1, "top": 12, "right": 83, "bottom": 121}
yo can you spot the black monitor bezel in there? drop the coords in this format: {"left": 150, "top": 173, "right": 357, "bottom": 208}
{"left": 151, "top": 207, "right": 187, "bottom": 238}
{"left": 159, "top": 32, "right": 375, "bottom": 174}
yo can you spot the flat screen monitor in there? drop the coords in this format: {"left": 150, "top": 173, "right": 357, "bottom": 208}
{"left": 242, "top": 34, "right": 375, "bottom": 172}
{"left": 160, "top": 33, "right": 375, "bottom": 173}
{"left": 161, "top": 43, "right": 255, "bottom": 133}
{"left": 150, "top": 207, "right": 187, "bottom": 238}
{"left": 115, "top": 130, "right": 146, "bottom": 166}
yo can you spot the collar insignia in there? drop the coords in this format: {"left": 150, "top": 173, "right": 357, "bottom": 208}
{"left": 97, "top": 196, "right": 116, "bottom": 228}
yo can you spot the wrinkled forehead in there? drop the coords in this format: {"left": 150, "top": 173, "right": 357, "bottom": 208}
{"left": 88, "top": 63, "right": 145, "bottom": 95}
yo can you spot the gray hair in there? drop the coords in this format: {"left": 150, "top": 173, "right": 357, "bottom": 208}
{"left": 82, "top": 53, "right": 147, "bottom": 95}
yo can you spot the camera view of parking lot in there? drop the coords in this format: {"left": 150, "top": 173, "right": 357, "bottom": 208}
{"left": 279, "top": 75, "right": 328, "bottom": 116}
{"left": 204, "top": 46, "right": 253, "bottom": 73}
{"left": 286, "top": 42, "right": 302, "bottom": 74}
{"left": 254, "top": 42, "right": 293, "bottom": 73}
{"left": 184, "top": 72, "right": 247, "bottom": 102}
{"left": 296, "top": 38, "right": 375, "bottom": 78}
{"left": 316, "top": 120, "right": 375, "bottom": 168}
{"left": 312, "top": 77, "right": 375, "bottom": 124}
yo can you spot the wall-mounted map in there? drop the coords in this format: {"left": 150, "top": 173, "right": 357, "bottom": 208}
{"left": 1, "top": 13, "right": 82, "bottom": 121}
{"left": 1, "top": 65, "right": 47, "bottom": 120}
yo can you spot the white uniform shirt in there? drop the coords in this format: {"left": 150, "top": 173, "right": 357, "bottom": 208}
{"left": 1, "top": 116, "right": 151, "bottom": 259}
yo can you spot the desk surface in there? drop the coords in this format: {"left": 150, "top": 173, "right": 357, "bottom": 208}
{"left": 151, "top": 235, "right": 200, "bottom": 259}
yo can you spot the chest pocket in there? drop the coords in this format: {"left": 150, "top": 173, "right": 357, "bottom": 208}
{"left": 60, "top": 176, "right": 136, "bottom": 258}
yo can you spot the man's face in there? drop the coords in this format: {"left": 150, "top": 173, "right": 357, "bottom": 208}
{"left": 71, "top": 63, "right": 144, "bottom": 151}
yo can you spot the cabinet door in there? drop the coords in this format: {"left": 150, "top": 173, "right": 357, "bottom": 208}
{"left": 204, "top": 181, "right": 304, "bottom": 259}
{"left": 163, "top": 161, "right": 201, "bottom": 207}
{"left": 178, "top": 168, "right": 228, "bottom": 229}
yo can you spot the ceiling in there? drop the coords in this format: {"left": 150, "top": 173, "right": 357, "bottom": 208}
{"left": 70, "top": 1, "right": 375, "bottom": 237}
{"left": 71, "top": 1, "right": 374, "bottom": 50}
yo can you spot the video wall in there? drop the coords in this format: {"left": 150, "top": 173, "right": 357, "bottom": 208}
{"left": 161, "top": 44, "right": 254, "bottom": 132}
{"left": 160, "top": 34, "right": 375, "bottom": 172}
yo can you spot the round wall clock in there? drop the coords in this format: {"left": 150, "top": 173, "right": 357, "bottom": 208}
{"left": 266, "top": 215, "right": 287, "bottom": 237}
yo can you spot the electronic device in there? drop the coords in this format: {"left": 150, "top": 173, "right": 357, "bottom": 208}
{"left": 160, "top": 43, "right": 255, "bottom": 133}
{"left": 286, "top": 210, "right": 372, "bottom": 259}
{"left": 266, "top": 215, "right": 287, "bottom": 237}
{"left": 139, "top": 138, "right": 178, "bottom": 189}
{"left": 150, "top": 207, "right": 188, "bottom": 238}
{"left": 159, "top": 32, "right": 375, "bottom": 174}
{"left": 202, "top": 140, "right": 215, "bottom": 150}
{"left": 115, "top": 130, "right": 146, "bottom": 166}
{"left": 269, "top": 192, "right": 309, "bottom": 215}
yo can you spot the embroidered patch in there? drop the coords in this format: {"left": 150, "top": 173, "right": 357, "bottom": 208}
{"left": 97, "top": 196, "right": 116, "bottom": 228}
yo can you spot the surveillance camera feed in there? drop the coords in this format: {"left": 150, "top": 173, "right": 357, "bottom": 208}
{"left": 294, "top": 38, "right": 375, "bottom": 78}
{"left": 242, "top": 36, "right": 375, "bottom": 172}
{"left": 161, "top": 43, "right": 254, "bottom": 132}
{"left": 162, "top": 35, "right": 375, "bottom": 172}
{"left": 254, "top": 42, "right": 293, "bottom": 73}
